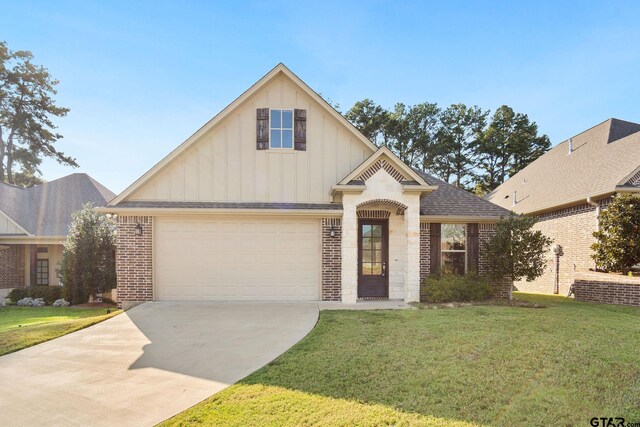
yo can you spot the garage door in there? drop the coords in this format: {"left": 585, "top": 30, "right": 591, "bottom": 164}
{"left": 155, "top": 216, "right": 321, "bottom": 300}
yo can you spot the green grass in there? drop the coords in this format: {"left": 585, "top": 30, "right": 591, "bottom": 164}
{"left": 0, "top": 306, "right": 120, "bottom": 356}
{"left": 164, "top": 293, "right": 640, "bottom": 426}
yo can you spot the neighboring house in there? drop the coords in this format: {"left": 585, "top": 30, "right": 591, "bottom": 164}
{"left": 487, "top": 118, "right": 640, "bottom": 296}
{"left": 103, "top": 64, "right": 511, "bottom": 308}
{"left": 0, "top": 174, "right": 115, "bottom": 296}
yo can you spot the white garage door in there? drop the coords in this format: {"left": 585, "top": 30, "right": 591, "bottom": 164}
{"left": 155, "top": 216, "right": 321, "bottom": 300}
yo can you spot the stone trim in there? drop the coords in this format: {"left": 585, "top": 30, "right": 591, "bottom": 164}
{"left": 321, "top": 218, "right": 342, "bottom": 301}
{"left": 356, "top": 198, "right": 408, "bottom": 215}
{"left": 0, "top": 245, "right": 25, "bottom": 289}
{"left": 358, "top": 159, "right": 407, "bottom": 183}
{"left": 116, "top": 216, "right": 153, "bottom": 307}
{"left": 357, "top": 210, "right": 391, "bottom": 219}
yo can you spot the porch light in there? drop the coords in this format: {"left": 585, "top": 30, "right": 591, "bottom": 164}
{"left": 329, "top": 225, "right": 336, "bottom": 238}
{"left": 135, "top": 223, "right": 143, "bottom": 236}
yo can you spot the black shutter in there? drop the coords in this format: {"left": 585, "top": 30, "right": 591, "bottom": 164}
{"left": 294, "top": 109, "right": 307, "bottom": 151}
{"left": 467, "top": 223, "right": 479, "bottom": 273}
{"left": 256, "top": 108, "right": 269, "bottom": 150}
{"left": 430, "top": 223, "right": 441, "bottom": 275}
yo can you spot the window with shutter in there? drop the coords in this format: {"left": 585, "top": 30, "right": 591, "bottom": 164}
{"left": 294, "top": 109, "right": 307, "bottom": 151}
{"left": 256, "top": 108, "right": 269, "bottom": 150}
{"left": 256, "top": 108, "right": 307, "bottom": 151}
{"left": 430, "top": 223, "right": 441, "bottom": 274}
{"left": 467, "top": 223, "right": 479, "bottom": 273}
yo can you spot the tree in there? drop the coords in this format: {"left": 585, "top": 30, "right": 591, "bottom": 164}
{"left": 474, "top": 106, "right": 550, "bottom": 195}
{"left": 0, "top": 41, "right": 77, "bottom": 185}
{"left": 482, "top": 214, "right": 552, "bottom": 294}
{"left": 344, "top": 99, "right": 390, "bottom": 146}
{"left": 433, "top": 104, "right": 487, "bottom": 189}
{"left": 592, "top": 194, "right": 640, "bottom": 274}
{"left": 60, "top": 203, "right": 116, "bottom": 304}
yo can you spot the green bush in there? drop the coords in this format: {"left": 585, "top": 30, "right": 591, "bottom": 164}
{"left": 8, "top": 288, "right": 28, "bottom": 303}
{"left": 7, "top": 286, "right": 63, "bottom": 305}
{"left": 421, "top": 273, "right": 493, "bottom": 303}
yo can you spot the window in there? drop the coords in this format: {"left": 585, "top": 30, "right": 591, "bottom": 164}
{"left": 441, "top": 224, "right": 466, "bottom": 275}
{"left": 36, "top": 259, "right": 49, "bottom": 285}
{"left": 270, "top": 109, "right": 293, "bottom": 149}
{"left": 361, "top": 224, "right": 383, "bottom": 275}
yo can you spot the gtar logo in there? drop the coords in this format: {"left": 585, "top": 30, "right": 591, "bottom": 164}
{"left": 590, "top": 418, "right": 625, "bottom": 427}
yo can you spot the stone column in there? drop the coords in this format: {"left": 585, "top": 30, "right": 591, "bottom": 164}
{"left": 341, "top": 195, "right": 358, "bottom": 304}
{"left": 404, "top": 201, "right": 421, "bottom": 302}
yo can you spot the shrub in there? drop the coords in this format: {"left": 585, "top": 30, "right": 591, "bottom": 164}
{"left": 60, "top": 203, "right": 116, "bottom": 304}
{"left": 592, "top": 194, "right": 640, "bottom": 274}
{"left": 7, "top": 286, "right": 62, "bottom": 305}
{"left": 8, "top": 288, "right": 28, "bottom": 303}
{"left": 421, "top": 273, "right": 493, "bottom": 303}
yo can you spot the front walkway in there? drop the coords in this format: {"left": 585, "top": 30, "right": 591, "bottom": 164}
{"left": 0, "top": 301, "right": 319, "bottom": 426}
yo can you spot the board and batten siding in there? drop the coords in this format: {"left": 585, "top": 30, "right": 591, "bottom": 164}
{"left": 128, "top": 75, "right": 374, "bottom": 203}
{"left": 0, "top": 212, "right": 24, "bottom": 234}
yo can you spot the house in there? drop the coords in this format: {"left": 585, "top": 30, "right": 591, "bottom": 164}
{"left": 486, "top": 118, "right": 640, "bottom": 295}
{"left": 0, "top": 173, "right": 115, "bottom": 297}
{"left": 103, "top": 64, "right": 512, "bottom": 308}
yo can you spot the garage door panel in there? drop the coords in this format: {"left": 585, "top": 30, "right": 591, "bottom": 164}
{"left": 155, "top": 217, "right": 321, "bottom": 300}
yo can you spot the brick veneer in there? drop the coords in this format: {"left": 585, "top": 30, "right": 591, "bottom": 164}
{"left": 419, "top": 222, "right": 430, "bottom": 283}
{"left": 116, "top": 216, "right": 153, "bottom": 307}
{"left": 478, "top": 223, "right": 512, "bottom": 299}
{"left": 517, "top": 198, "right": 610, "bottom": 296}
{"left": 573, "top": 272, "right": 640, "bottom": 307}
{"left": 321, "top": 218, "right": 342, "bottom": 301}
{"left": 0, "top": 245, "right": 25, "bottom": 289}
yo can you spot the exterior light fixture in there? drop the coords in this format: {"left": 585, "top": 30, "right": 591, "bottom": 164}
{"left": 135, "top": 223, "right": 143, "bottom": 236}
{"left": 329, "top": 225, "right": 336, "bottom": 238}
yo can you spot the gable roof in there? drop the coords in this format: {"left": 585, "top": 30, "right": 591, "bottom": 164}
{"left": 0, "top": 173, "right": 115, "bottom": 237}
{"left": 338, "top": 146, "right": 430, "bottom": 186}
{"left": 486, "top": 118, "right": 640, "bottom": 214}
{"left": 416, "top": 170, "right": 512, "bottom": 218}
{"left": 109, "top": 63, "right": 378, "bottom": 206}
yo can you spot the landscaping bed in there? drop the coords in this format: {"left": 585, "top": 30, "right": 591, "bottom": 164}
{"left": 163, "top": 293, "right": 640, "bottom": 426}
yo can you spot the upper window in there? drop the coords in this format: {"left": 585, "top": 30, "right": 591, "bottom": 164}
{"left": 36, "top": 259, "right": 49, "bottom": 286}
{"left": 270, "top": 109, "right": 293, "bottom": 149}
{"left": 441, "top": 224, "right": 466, "bottom": 275}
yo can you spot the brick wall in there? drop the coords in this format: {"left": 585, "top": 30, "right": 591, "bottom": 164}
{"left": 0, "top": 245, "right": 25, "bottom": 289}
{"left": 479, "top": 223, "right": 512, "bottom": 299}
{"left": 419, "top": 222, "right": 430, "bottom": 283}
{"left": 573, "top": 272, "right": 640, "bottom": 307}
{"left": 116, "top": 216, "right": 153, "bottom": 307}
{"left": 518, "top": 198, "right": 610, "bottom": 296}
{"left": 321, "top": 218, "right": 342, "bottom": 301}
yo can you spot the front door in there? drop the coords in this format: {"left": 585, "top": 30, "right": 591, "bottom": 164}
{"left": 358, "top": 220, "right": 389, "bottom": 298}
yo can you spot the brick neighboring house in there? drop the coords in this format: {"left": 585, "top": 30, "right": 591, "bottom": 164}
{"left": 486, "top": 118, "right": 640, "bottom": 296}
{"left": 102, "top": 64, "right": 513, "bottom": 308}
{"left": 0, "top": 174, "right": 115, "bottom": 297}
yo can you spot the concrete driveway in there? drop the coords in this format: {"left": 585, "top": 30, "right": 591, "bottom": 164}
{"left": 0, "top": 301, "right": 319, "bottom": 427}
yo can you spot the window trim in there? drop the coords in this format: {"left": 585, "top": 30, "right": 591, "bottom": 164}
{"left": 269, "top": 108, "right": 294, "bottom": 149}
{"left": 36, "top": 258, "right": 49, "bottom": 286}
{"left": 440, "top": 223, "right": 467, "bottom": 274}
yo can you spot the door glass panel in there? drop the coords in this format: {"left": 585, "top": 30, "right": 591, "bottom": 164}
{"left": 361, "top": 223, "right": 384, "bottom": 276}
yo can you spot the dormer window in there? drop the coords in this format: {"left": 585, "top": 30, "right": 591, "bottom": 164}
{"left": 270, "top": 109, "right": 294, "bottom": 149}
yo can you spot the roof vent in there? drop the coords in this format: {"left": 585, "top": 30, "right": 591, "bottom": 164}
{"left": 568, "top": 138, "right": 573, "bottom": 154}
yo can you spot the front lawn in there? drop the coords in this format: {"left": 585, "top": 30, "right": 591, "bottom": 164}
{"left": 0, "top": 306, "right": 120, "bottom": 356}
{"left": 164, "top": 294, "right": 640, "bottom": 426}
